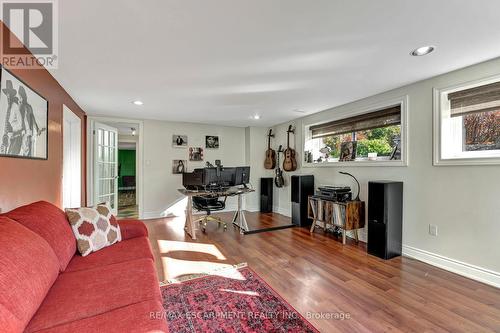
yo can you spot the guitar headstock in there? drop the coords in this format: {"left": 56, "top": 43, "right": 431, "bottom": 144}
{"left": 286, "top": 125, "right": 295, "bottom": 133}
{"left": 277, "top": 145, "right": 284, "bottom": 153}
{"left": 267, "top": 129, "right": 274, "bottom": 138}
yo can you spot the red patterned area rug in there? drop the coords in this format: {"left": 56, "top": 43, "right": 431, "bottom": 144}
{"left": 160, "top": 265, "right": 319, "bottom": 333}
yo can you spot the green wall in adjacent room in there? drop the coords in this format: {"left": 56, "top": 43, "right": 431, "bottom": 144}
{"left": 118, "top": 149, "right": 136, "bottom": 187}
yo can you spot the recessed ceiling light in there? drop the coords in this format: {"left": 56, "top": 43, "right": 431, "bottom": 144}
{"left": 410, "top": 46, "right": 435, "bottom": 56}
{"left": 253, "top": 115, "right": 261, "bottom": 120}
{"left": 132, "top": 100, "right": 143, "bottom": 106}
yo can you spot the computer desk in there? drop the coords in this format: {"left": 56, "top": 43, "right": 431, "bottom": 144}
{"left": 178, "top": 187, "right": 255, "bottom": 240}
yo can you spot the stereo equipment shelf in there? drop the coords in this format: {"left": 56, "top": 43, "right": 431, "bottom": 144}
{"left": 308, "top": 196, "right": 365, "bottom": 244}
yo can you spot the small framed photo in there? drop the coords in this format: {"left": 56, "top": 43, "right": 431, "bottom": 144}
{"left": 172, "top": 160, "right": 186, "bottom": 174}
{"left": 0, "top": 66, "right": 48, "bottom": 160}
{"left": 189, "top": 147, "right": 204, "bottom": 161}
{"left": 205, "top": 135, "right": 219, "bottom": 149}
{"left": 172, "top": 135, "right": 187, "bottom": 148}
{"left": 339, "top": 141, "right": 357, "bottom": 161}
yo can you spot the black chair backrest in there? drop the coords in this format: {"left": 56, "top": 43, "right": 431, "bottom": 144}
{"left": 192, "top": 196, "right": 225, "bottom": 212}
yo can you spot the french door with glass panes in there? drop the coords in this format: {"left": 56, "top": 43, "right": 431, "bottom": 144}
{"left": 93, "top": 122, "right": 118, "bottom": 214}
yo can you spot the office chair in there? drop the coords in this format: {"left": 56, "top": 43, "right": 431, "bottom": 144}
{"left": 192, "top": 195, "right": 227, "bottom": 232}
{"left": 121, "top": 176, "right": 136, "bottom": 188}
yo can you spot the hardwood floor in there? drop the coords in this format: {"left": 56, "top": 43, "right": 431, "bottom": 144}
{"left": 145, "top": 211, "right": 500, "bottom": 333}
{"left": 117, "top": 204, "right": 139, "bottom": 219}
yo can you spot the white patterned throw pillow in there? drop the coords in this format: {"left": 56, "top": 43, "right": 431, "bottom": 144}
{"left": 65, "top": 203, "right": 121, "bottom": 256}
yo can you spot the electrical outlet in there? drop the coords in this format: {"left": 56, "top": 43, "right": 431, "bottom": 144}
{"left": 429, "top": 224, "right": 438, "bottom": 236}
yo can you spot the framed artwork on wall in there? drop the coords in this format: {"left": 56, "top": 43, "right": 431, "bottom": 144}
{"left": 172, "top": 159, "right": 186, "bottom": 174}
{"left": 205, "top": 135, "right": 219, "bottom": 149}
{"left": 0, "top": 66, "right": 48, "bottom": 160}
{"left": 189, "top": 147, "right": 204, "bottom": 161}
{"left": 339, "top": 141, "right": 357, "bottom": 161}
{"left": 172, "top": 134, "right": 187, "bottom": 147}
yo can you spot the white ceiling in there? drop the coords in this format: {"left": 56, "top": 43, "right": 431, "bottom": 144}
{"left": 103, "top": 122, "right": 140, "bottom": 136}
{"left": 50, "top": 0, "right": 500, "bottom": 127}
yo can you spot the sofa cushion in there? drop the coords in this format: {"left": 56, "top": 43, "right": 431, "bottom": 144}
{"left": 118, "top": 219, "right": 149, "bottom": 240}
{"left": 3, "top": 201, "right": 76, "bottom": 271}
{"left": 0, "top": 217, "right": 60, "bottom": 331}
{"left": 25, "top": 258, "right": 161, "bottom": 332}
{"left": 65, "top": 236, "right": 154, "bottom": 272}
{"left": 65, "top": 203, "right": 121, "bottom": 256}
{"left": 0, "top": 302, "right": 24, "bottom": 333}
{"left": 31, "top": 300, "right": 168, "bottom": 333}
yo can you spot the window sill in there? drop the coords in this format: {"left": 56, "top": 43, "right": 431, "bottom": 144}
{"left": 302, "top": 159, "right": 407, "bottom": 168}
{"left": 434, "top": 156, "right": 500, "bottom": 166}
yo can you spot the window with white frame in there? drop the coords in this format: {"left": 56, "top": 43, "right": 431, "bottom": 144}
{"left": 304, "top": 99, "right": 407, "bottom": 165}
{"left": 434, "top": 77, "right": 500, "bottom": 165}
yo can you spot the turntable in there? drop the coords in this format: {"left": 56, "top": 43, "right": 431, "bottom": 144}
{"left": 315, "top": 185, "right": 352, "bottom": 202}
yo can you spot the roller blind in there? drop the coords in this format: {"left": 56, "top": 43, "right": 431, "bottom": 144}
{"left": 310, "top": 106, "right": 401, "bottom": 139}
{"left": 448, "top": 81, "right": 500, "bottom": 117}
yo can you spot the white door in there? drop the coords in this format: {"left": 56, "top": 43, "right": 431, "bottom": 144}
{"left": 62, "top": 106, "right": 81, "bottom": 208}
{"left": 93, "top": 122, "right": 119, "bottom": 214}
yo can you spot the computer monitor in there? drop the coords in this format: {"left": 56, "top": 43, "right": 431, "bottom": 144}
{"left": 182, "top": 166, "right": 250, "bottom": 189}
{"left": 218, "top": 167, "right": 236, "bottom": 186}
{"left": 234, "top": 166, "right": 250, "bottom": 186}
{"left": 183, "top": 167, "right": 237, "bottom": 189}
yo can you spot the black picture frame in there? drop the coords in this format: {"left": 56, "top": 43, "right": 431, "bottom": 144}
{"left": 205, "top": 135, "right": 219, "bottom": 149}
{"left": 0, "top": 65, "right": 49, "bottom": 160}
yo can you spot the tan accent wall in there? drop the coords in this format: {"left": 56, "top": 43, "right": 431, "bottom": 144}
{"left": 0, "top": 21, "right": 86, "bottom": 212}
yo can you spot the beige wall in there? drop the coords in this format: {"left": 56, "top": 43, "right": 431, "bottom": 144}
{"left": 141, "top": 122, "right": 274, "bottom": 217}
{"left": 142, "top": 120, "right": 246, "bottom": 218}
{"left": 255, "top": 57, "right": 500, "bottom": 285}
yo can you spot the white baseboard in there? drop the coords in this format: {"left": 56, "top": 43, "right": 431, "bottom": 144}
{"left": 142, "top": 204, "right": 240, "bottom": 220}
{"left": 245, "top": 205, "right": 260, "bottom": 212}
{"left": 141, "top": 211, "right": 167, "bottom": 220}
{"left": 220, "top": 204, "right": 238, "bottom": 213}
{"left": 145, "top": 205, "right": 287, "bottom": 219}
{"left": 273, "top": 205, "right": 291, "bottom": 217}
{"left": 403, "top": 245, "right": 500, "bottom": 289}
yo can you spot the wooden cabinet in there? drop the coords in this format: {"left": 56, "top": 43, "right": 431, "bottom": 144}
{"left": 308, "top": 196, "right": 365, "bottom": 244}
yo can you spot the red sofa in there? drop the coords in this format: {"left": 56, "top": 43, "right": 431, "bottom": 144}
{"left": 0, "top": 201, "right": 168, "bottom": 333}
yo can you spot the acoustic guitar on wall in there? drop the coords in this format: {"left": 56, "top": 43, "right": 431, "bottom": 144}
{"left": 264, "top": 129, "right": 276, "bottom": 169}
{"left": 283, "top": 125, "right": 297, "bottom": 171}
{"left": 274, "top": 145, "right": 285, "bottom": 188}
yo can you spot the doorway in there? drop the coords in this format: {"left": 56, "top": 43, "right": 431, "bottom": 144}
{"left": 117, "top": 139, "right": 138, "bottom": 218}
{"left": 62, "top": 105, "right": 82, "bottom": 208}
{"left": 87, "top": 118, "right": 143, "bottom": 219}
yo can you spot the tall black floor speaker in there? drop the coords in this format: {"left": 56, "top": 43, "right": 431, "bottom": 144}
{"left": 260, "top": 178, "right": 273, "bottom": 213}
{"left": 291, "top": 175, "right": 314, "bottom": 227}
{"left": 367, "top": 181, "right": 403, "bottom": 260}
